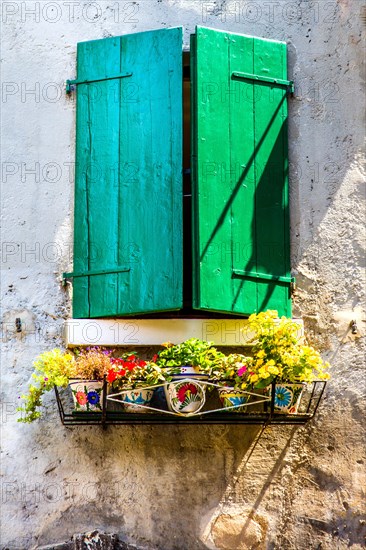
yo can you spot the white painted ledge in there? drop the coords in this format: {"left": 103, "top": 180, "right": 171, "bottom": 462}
{"left": 64, "top": 318, "right": 303, "bottom": 347}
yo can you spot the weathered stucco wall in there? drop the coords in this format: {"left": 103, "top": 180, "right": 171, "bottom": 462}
{"left": 1, "top": 1, "right": 365, "bottom": 549}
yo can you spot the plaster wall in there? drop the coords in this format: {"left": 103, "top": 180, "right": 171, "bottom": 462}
{"left": 1, "top": 1, "right": 365, "bottom": 549}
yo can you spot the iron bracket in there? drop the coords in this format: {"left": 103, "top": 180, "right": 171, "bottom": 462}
{"left": 66, "top": 71, "right": 133, "bottom": 94}
{"left": 232, "top": 71, "right": 294, "bottom": 93}
{"left": 232, "top": 269, "right": 295, "bottom": 285}
{"left": 62, "top": 266, "right": 130, "bottom": 284}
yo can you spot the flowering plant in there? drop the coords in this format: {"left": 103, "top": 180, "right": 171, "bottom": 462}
{"left": 17, "top": 348, "right": 76, "bottom": 423}
{"left": 246, "top": 310, "right": 331, "bottom": 388}
{"left": 18, "top": 347, "right": 114, "bottom": 422}
{"left": 107, "top": 353, "right": 166, "bottom": 389}
{"left": 210, "top": 353, "right": 253, "bottom": 390}
{"left": 155, "top": 338, "right": 225, "bottom": 374}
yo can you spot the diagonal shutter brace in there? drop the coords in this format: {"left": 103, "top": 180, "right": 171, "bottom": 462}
{"left": 66, "top": 71, "right": 133, "bottom": 94}
{"left": 232, "top": 71, "right": 294, "bottom": 94}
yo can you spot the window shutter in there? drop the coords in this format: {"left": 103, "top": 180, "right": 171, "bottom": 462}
{"left": 71, "top": 28, "right": 183, "bottom": 317}
{"left": 191, "top": 26, "right": 292, "bottom": 317}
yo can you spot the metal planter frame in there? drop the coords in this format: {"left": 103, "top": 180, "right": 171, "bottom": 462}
{"left": 54, "top": 379, "right": 327, "bottom": 427}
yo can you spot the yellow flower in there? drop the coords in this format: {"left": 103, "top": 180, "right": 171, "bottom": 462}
{"left": 250, "top": 374, "right": 259, "bottom": 383}
{"left": 258, "top": 368, "right": 270, "bottom": 379}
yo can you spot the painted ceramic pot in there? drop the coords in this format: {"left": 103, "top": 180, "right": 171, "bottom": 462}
{"left": 169, "top": 365, "right": 209, "bottom": 382}
{"left": 69, "top": 380, "right": 103, "bottom": 412}
{"left": 165, "top": 379, "right": 206, "bottom": 415}
{"left": 218, "top": 387, "right": 250, "bottom": 413}
{"left": 267, "top": 383, "right": 305, "bottom": 413}
{"left": 122, "top": 388, "right": 154, "bottom": 413}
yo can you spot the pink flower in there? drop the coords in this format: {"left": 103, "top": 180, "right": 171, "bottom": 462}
{"left": 237, "top": 365, "right": 247, "bottom": 376}
{"left": 76, "top": 391, "right": 87, "bottom": 405}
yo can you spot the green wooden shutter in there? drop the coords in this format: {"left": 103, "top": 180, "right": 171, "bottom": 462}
{"left": 71, "top": 28, "right": 183, "bottom": 317}
{"left": 191, "top": 26, "right": 293, "bottom": 317}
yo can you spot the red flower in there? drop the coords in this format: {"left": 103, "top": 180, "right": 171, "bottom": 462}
{"left": 107, "top": 369, "right": 117, "bottom": 383}
{"left": 139, "top": 360, "right": 147, "bottom": 367}
{"left": 177, "top": 383, "right": 198, "bottom": 403}
{"left": 127, "top": 355, "right": 136, "bottom": 361}
{"left": 125, "top": 362, "right": 135, "bottom": 372}
{"left": 152, "top": 354, "right": 158, "bottom": 362}
{"left": 118, "top": 368, "right": 126, "bottom": 377}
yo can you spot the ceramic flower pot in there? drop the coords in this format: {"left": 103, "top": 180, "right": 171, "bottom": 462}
{"left": 164, "top": 379, "right": 206, "bottom": 415}
{"left": 267, "top": 383, "right": 305, "bottom": 413}
{"left": 69, "top": 380, "right": 103, "bottom": 412}
{"left": 169, "top": 365, "right": 209, "bottom": 381}
{"left": 218, "top": 387, "right": 250, "bottom": 413}
{"left": 122, "top": 388, "right": 154, "bottom": 413}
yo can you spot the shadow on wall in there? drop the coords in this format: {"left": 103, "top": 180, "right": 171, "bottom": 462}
{"left": 12, "top": 423, "right": 311, "bottom": 550}
{"left": 10, "top": 424, "right": 265, "bottom": 549}
{"left": 5, "top": 413, "right": 366, "bottom": 547}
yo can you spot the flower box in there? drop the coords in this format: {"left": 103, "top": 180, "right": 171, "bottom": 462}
{"left": 19, "top": 311, "right": 330, "bottom": 425}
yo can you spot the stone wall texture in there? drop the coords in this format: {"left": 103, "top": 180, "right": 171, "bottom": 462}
{"left": 1, "top": 0, "right": 365, "bottom": 549}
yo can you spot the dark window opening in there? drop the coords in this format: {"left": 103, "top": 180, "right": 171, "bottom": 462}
{"left": 182, "top": 51, "right": 193, "bottom": 313}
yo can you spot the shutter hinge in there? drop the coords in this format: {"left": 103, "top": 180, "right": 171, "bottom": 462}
{"left": 232, "top": 269, "right": 295, "bottom": 285}
{"left": 66, "top": 71, "right": 133, "bottom": 94}
{"left": 62, "top": 266, "right": 130, "bottom": 286}
{"left": 232, "top": 72, "right": 294, "bottom": 94}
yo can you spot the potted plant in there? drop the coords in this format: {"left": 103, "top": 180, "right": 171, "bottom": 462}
{"left": 106, "top": 353, "right": 167, "bottom": 412}
{"left": 246, "top": 310, "right": 331, "bottom": 413}
{"left": 155, "top": 338, "right": 223, "bottom": 378}
{"left": 210, "top": 353, "right": 255, "bottom": 413}
{"left": 155, "top": 339, "right": 225, "bottom": 415}
{"left": 17, "top": 347, "right": 114, "bottom": 422}
{"left": 68, "top": 347, "right": 113, "bottom": 412}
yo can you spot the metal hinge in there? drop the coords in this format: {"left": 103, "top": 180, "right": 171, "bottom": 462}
{"left": 66, "top": 71, "right": 133, "bottom": 94}
{"left": 62, "top": 266, "right": 130, "bottom": 285}
{"left": 232, "top": 269, "right": 295, "bottom": 285}
{"left": 232, "top": 71, "right": 294, "bottom": 94}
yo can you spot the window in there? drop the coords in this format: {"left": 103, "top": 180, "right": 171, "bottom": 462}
{"left": 64, "top": 26, "right": 293, "bottom": 319}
